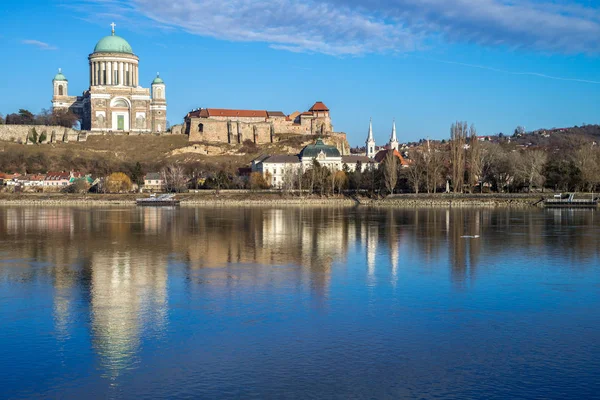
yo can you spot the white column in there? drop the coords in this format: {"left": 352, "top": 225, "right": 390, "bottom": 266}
{"left": 91, "top": 63, "right": 95, "bottom": 86}
{"left": 135, "top": 64, "right": 138, "bottom": 87}
{"left": 119, "top": 62, "right": 124, "bottom": 86}
{"left": 107, "top": 62, "right": 112, "bottom": 85}
{"left": 114, "top": 62, "right": 118, "bottom": 85}
{"left": 89, "top": 63, "right": 92, "bottom": 87}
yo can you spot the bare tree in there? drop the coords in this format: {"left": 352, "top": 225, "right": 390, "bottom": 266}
{"left": 468, "top": 124, "right": 482, "bottom": 193}
{"left": 282, "top": 165, "right": 296, "bottom": 193}
{"left": 405, "top": 149, "right": 426, "bottom": 193}
{"left": 423, "top": 141, "right": 448, "bottom": 193}
{"left": 514, "top": 149, "right": 548, "bottom": 192}
{"left": 575, "top": 144, "right": 600, "bottom": 192}
{"left": 383, "top": 151, "right": 398, "bottom": 194}
{"left": 161, "top": 164, "right": 187, "bottom": 192}
{"left": 450, "top": 121, "right": 468, "bottom": 193}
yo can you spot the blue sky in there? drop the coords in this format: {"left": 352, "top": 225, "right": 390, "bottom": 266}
{"left": 3, "top": 0, "right": 600, "bottom": 146}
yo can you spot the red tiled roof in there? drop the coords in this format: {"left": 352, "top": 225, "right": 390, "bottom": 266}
{"left": 45, "top": 172, "right": 70, "bottom": 180}
{"left": 20, "top": 174, "right": 46, "bottom": 181}
{"left": 207, "top": 109, "right": 267, "bottom": 118}
{"left": 374, "top": 149, "right": 409, "bottom": 166}
{"left": 309, "top": 101, "right": 329, "bottom": 112}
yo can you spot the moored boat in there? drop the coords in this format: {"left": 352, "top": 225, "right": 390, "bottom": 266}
{"left": 136, "top": 194, "right": 180, "bottom": 206}
{"left": 544, "top": 193, "right": 598, "bottom": 208}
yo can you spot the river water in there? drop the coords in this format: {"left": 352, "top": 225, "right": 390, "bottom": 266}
{"left": 0, "top": 206, "right": 599, "bottom": 399}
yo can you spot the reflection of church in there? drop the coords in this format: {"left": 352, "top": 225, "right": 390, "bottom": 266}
{"left": 51, "top": 23, "right": 167, "bottom": 133}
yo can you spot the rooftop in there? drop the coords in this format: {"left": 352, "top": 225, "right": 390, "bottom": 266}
{"left": 263, "top": 155, "right": 301, "bottom": 164}
{"left": 300, "top": 139, "right": 341, "bottom": 159}
{"left": 309, "top": 101, "right": 329, "bottom": 112}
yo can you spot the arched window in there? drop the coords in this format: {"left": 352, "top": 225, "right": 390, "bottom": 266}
{"left": 156, "top": 88, "right": 162, "bottom": 98}
{"left": 198, "top": 123, "right": 204, "bottom": 133}
{"left": 58, "top": 85, "right": 63, "bottom": 96}
{"left": 112, "top": 99, "right": 129, "bottom": 108}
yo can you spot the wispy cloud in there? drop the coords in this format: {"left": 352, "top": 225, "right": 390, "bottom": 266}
{"left": 70, "top": 0, "right": 600, "bottom": 56}
{"left": 417, "top": 56, "right": 600, "bottom": 85}
{"left": 21, "top": 39, "right": 57, "bottom": 50}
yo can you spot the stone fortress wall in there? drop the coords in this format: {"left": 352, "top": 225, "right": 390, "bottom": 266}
{"left": 0, "top": 124, "right": 180, "bottom": 144}
{"left": 185, "top": 101, "right": 338, "bottom": 145}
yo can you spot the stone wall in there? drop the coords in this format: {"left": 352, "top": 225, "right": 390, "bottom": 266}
{"left": 0, "top": 125, "right": 84, "bottom": 144}
{"left": 189, "top": 119, "right": 274, "bottom": 144}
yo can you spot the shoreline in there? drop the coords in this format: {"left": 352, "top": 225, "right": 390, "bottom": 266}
{"left": 0, "top": 193, "right": 553, "bottom": 208}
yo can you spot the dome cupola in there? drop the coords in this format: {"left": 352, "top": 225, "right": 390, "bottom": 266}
{"left": 152, "top": 73, "right": 164, "bottom": 85}
{"left": 300, "top": 138, "right": 341, "bottom": 159}
{"left": 53, "top": 68, "right": 67, "bottom": 82}
{"left": 93, "top": 23, "right": 133, "bottom": 54}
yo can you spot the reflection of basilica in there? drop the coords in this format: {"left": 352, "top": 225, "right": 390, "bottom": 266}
{"left": 89, "top": 251, "right": 168, "bottom": 378}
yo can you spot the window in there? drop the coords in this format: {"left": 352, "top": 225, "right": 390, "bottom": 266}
{"left": 58, "top": 85, "right": 63, "bottom": 96}
{"left": 113, "top": 99, "right": 128, "bottom": 108}
{"left": 198, "top": 123, "right": 204, "bottom": 133}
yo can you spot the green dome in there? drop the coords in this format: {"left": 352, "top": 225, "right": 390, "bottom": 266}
{"left": 300, "top": 139, "right": 341, "bottom": 159}
{"left": 152, "top": 74, "right": 164, "bottom": 84}
{"left": 94, "top": 34, "right": 133, "bottom": 54}
{"left": 53, "top": 70, "right": 67, "bottom": 82}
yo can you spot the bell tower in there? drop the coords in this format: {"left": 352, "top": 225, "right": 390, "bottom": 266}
{"left": 150, "top": 73, "right": 167, "bottom": 133}
{"left": 366, "top": 118, "right": 376, "bottom": 158}
{"left": 53, "top": 68, "right": 68, "bottom": 98}
{"left": 389, "top": 119, "right": 399, "bottom": 151}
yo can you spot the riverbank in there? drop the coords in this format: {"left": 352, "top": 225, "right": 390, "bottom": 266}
{"left": 0, "top": 192, "right": 553, "bottom": 207}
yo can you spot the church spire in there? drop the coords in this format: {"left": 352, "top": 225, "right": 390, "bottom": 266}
{"left": 366, "top": 117, "right": 376, "bottom": 158}
{"left": 389, "top": 119, "right": 399, "bottom": 151}
{"left": 110, "top": 22, "right": 116, "bottom": 36}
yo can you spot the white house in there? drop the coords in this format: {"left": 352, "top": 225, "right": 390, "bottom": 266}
{"left": 252, "top": 139, "right": 376, "bottom": 188}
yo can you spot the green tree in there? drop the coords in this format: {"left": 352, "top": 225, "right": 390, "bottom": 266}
{"left": 28, "top": 128, "right": 38, "bottom": 144}
{"left": 130, "top": 162, "right": 144, "bottom": 186}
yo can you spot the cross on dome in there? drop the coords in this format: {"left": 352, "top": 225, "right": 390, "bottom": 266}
{"left": 58, "top": 68, "right": 62, "bottom": 73}
{"left": 110, "top": 22, "right": 116, "bottom": 35}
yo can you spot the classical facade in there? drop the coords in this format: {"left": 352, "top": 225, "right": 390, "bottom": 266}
{"left": 52, "top": 24, "right": 166, "bottom": 133}
{"left": 185, "top": 101, "right": 338, "bottom": 144}
{"left": 252, "top": 139, "right": 373, "bottom": 188}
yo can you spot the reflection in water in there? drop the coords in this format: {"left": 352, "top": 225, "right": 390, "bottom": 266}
{"left": 0, "top": 206, "right": 599, "bottom": 398}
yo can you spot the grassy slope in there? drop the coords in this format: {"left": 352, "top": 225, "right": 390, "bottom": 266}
{"left": 0, "top": 134, "right": 349, "bottom": 173}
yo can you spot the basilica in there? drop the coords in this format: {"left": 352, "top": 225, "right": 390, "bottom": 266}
{"left": 51, "top": 24, "right": 166, "bottom": 133}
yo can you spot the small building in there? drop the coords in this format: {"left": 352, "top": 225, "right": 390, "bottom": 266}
{"left": 45, "top": 172, "right": 71, "bottom": 187}
{"left": 341, "top": 155, "right": 375, "bottom": 172}
{"left": 18, "top": 174, "right": 46, "bottom": 188}
{"left": 144, "top": 172, "right": 165, "bottom": 192}
{"left": 252, "top": 138, "right": 368, "bottom": 188}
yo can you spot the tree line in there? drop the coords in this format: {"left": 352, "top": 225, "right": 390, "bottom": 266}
{"left": 404, "top": 121, "right": 600, "bottom": 193}
{"left": 1, "top": 109, "right": 79, "bottom": 128}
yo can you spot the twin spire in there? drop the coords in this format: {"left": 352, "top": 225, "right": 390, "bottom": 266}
{"left": 365, "top": 118, "right": 400, "bottom": 158}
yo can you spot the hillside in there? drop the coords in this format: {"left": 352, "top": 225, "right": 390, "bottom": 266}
{"left": 0, "top": 133, "right": 349, "bottom": 175}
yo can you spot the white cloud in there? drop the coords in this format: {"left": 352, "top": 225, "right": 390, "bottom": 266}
{"left": 21, "top": 39, "right": 58, "bottom": 50}
{"left": 74, "top": 0, "right": 600, "bottom": 55}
